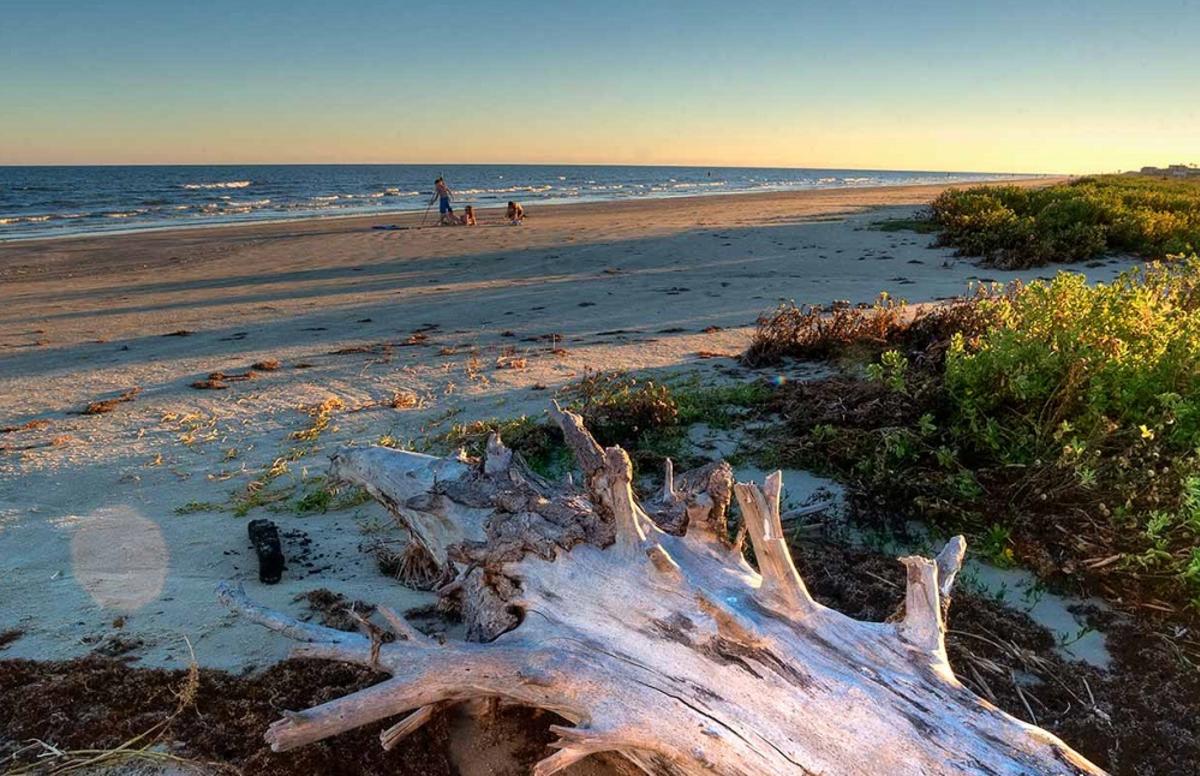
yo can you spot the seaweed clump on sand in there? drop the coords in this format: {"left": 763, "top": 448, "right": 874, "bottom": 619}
{"left": 1, "top": 541, "right": 1196, "bottom": 774}
{"left": 0, "top": 657, "right": 453, "bottom": 775}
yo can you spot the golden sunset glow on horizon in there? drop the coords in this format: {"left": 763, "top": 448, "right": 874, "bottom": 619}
{"left": 3, "top": 2, "right": 1197, "bottom": 173}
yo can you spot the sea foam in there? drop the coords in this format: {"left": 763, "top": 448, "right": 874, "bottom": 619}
{"left": 181, "top": 180, "right": 251, "bottom": 190}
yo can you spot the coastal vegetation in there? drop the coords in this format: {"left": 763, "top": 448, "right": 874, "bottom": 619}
{"left": 753, "top": 258, "right": 1200, "bottom": 616}
{"left": 909, "top": 175, "right": 1200, "bottom": 268}
{"left": 435, "top": 371, "right": 771, "bottom": 479}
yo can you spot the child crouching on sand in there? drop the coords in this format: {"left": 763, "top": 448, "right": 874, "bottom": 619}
{"left": 506, "top": 201, "right": 524, "bottom": 225}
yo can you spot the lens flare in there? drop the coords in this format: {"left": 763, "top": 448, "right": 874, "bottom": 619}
{"left": 70, "top": 506, "right": 168, "bottom": 613}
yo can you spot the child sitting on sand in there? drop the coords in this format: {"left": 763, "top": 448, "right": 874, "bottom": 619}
{"left": 442, "top": 205, "right": 475, "bottom": 226}
{"left": 506, "top": 201, "right": 525, "bottom": 225}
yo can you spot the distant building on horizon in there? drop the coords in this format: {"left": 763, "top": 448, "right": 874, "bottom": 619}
{"left": 1138, "top": 163, "right": 1200, "bottom": 177}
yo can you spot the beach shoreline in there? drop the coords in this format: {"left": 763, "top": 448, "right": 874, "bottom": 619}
{"left": 0, "top": 165, "right": 1058, "bottom": 244}
{"left": 0, "top": 175, "right": 1063, "bottom": 248}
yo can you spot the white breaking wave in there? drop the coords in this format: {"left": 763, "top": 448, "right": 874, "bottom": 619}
{"left": 369, "top": 188, "right": 421, "bottom": 198}
{"left": 0, "top": 215, "right": 52, "bottom": 224}
{"left": 456, "top": 184, "right": 554, "bottom": 195}
{"left": 181, "top": 180, "right": 251, "bottom": 190}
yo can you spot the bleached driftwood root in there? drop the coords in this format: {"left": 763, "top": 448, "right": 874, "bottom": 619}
{"left": 220, "top": 405, "right": 1104, "bottom": 775}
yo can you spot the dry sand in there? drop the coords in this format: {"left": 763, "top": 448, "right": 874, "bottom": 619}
{"left": 1, "top": 178, "right": 1137, "bottom": 677}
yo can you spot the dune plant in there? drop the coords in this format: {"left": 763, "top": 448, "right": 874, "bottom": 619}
{"left": 930, "top": 175, "right": 1200, "bottom": 268}
{"left": 767, "top": 258, "right": 1200, "bottom": 613}
{"left": 944, "top": 259, "right": 1200, "bottom": 603}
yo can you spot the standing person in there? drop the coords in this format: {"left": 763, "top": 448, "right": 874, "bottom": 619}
{"left": 431, "top": 177, "right": 455, "bottom": 224}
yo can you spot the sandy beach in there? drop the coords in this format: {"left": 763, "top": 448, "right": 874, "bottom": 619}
{"left": 7, "top": 0, "right": 1196, "bottom": 769}
{"left": 4, "top": 176, "right": 1144, "bottom": 677}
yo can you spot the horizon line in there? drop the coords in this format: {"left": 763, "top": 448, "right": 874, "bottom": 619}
{"left": 0, "top": 160, "right": 1062, "bottom": 176}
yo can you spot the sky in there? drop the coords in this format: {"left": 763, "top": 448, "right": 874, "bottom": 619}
{"left": 1, "top": 0, "right": 1197, "bottom": 172}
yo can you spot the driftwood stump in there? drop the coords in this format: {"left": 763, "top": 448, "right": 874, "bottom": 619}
{"left": 218, "top": 405, "right": 1104, "bottom": 775}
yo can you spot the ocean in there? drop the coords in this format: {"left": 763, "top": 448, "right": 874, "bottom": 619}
{"left": 0, "top": 164, "right": 1035, "bottom": 241}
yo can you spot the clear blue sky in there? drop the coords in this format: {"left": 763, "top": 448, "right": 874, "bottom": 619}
{"left": 2, "top": 0, "right": 1197, "bottom": 171}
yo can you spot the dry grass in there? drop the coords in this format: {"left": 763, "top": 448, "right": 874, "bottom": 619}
{"left": 742, "top": 294, "right": 908, "bottom": 366}
{"left": 375, "top": 541, "right": 448, "bottom": 590}
{"left": 0, "top": 420, "right": 51, "bottom": 434}
{"left": 743, "top": 288, "right": 1004, "bottom": 368}
{"left": 191, "top": 370, "right": 256, "bottom": 390}
{"left": 0, "top": 630, "right": 23, "bottom": 650}
{"left": 330, "top": 343, "right": 389, "bottom": 356}
{"left": 388, "top": 390, "right": 422, "bottom": 410}
{"left": 290, "top": 396, "right": 345, "bottom": 442}
{"left": 81, "top": 387, "right": 141, "bottom": 415}
{"left": 495, "top": 347, "right": 528, "bottom": 370}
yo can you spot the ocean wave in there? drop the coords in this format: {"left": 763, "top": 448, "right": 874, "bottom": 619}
{"left": 0, "top": 214, "right": 53, "bottom": 224}
{"left": 456, "top": 184, "right": 554, "bottom": 195}
{"left": 369, "top": 188, "right": 421, "bottom": 198}
{"left": 181, "top": 180, "right": 251, "bottom": 190}
{"left": 199, "top": 198, "right": 271, "bottom": 208}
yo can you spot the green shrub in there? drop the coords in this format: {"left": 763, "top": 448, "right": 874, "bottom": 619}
{"left": 943, "top": 259, "right": 1200, "bottom": 606}
{"left": 930, "top": 175, "right": 1200, "bottom": 268}
{"left": 437, "top": 373, "right": 770, "bottom": 479}
{"left": 771, "top": 258, "right": 1200, "bottom": 612}
{"left": 557, "top": 370, "right": 679, "bottom": 449}
{"left": 947, "top": 259, "right": 1200, "bottom": 456}
{"left": 442, "top": 415, "right": 570, "bottom": 479}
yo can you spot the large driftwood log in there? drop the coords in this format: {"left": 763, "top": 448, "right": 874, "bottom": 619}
{"left": 218, "top": 405, "right": 1104, "bottom": 775}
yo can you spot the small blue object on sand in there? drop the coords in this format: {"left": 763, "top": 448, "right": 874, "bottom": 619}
{"left": 371, "top": 224, "right": 408, "bottom": 231}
